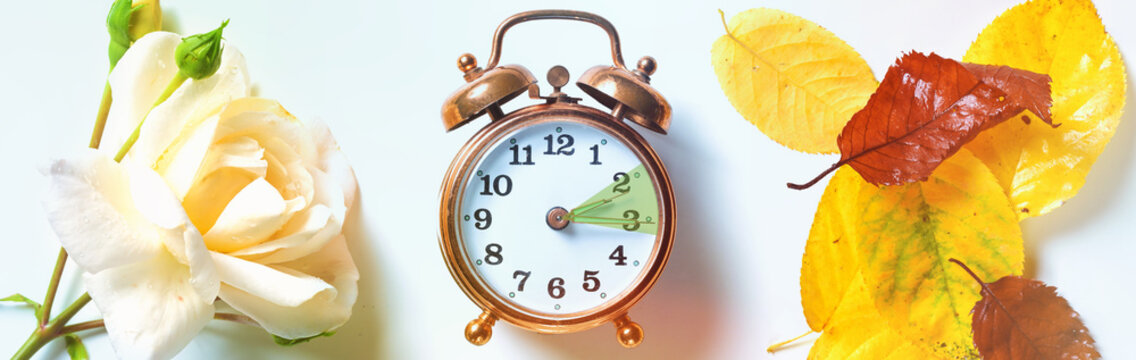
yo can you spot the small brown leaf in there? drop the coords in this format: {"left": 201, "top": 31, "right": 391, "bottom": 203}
{"left": 963, "top": 63, "right": 1056, "bottom": 127}
{"left": 788, "top": 52, "right": 1053, "bottom": 189}
{"left": 951, "top": 259, "right": 1099, "bottom": 360}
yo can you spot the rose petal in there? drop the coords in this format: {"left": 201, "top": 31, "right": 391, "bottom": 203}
{"left": 228, "top": 167, "right": 345, "bottom": 264}
{"left": 203, "top": 137, "right": 269, "bottom": 178}
{"left": 127, "top": 40, "right": 250, "bottom": 167}
{"left": 308, "top": 120, "right": 357, "bottom": 211}
{"left": 124, "top": 161, "right": 191, "bottom": 231}
{"left": 43, "top": 150, "right": 162, "bottom": 273}
{"left": 158, "top": 115, "right": 220, "bottom": 199}
{"left": 84, "top": 250, "right": 215, "bottom": 360}
{"left": 102, "top": 32, "right": 181, "bottom": 154}
{"left": 207, "top": 98, "right": 316, "bottom": 205}
{"left": 181, "top": 167, "right": 258, "bottom": 235}
{"left": 267, "top": 153, "right": 315, "bottom": 211}
{"left": 218, "top": 235, "right": 358, "bottom": 339}
{"left": 226, "top": 204, "right": 332, "bottom": 260}
{"left": 210, "top": 251, "right": 334, "bottom": 306}
{"left": 122, "top": 162, "right": 219, "bottom": 300}
{"left": 215, "top": 98, "right": 317, "bottom": 167}
{"left": 204, "top": 178, "right": 288, "bottom": 252}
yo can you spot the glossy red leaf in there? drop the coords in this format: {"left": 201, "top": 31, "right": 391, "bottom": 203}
{"left": 789, "top": 52, "right": 1052, "bottom": 189}
{"left": 951, "top": 259, "right": 1099, "bottom": 360}
{"left": 963, "top": 63, "right": 1055, "bottom": 127}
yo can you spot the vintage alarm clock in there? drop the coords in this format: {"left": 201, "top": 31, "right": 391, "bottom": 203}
{"left": 438, "top": 10, "right": 675, "bottom": 348}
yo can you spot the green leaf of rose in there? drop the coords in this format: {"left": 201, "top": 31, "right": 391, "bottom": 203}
{"left": 1, "top": 293, "right": 44, "bottom": 322}
{"left": 65, "top": 334, "right": 90, "bottom": 360}
{"left": 272, "top": 331, "right": 336, "bottom": 346}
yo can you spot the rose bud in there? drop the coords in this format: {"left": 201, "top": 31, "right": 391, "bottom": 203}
{"left": 175, "top": 20, "right": 229, "bottom": 80}
{"left": 105, "top": 0, "right": 134, "bottom": 66}
{"left": 127, "top": 0, "right": 162, "bottom": 41}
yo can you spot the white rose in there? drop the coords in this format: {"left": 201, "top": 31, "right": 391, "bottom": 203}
{"left": 44, "top": 32, "right": 358, "bottom": 359}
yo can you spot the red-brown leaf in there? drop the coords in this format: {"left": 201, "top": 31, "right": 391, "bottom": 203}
{"left": 788, "top": 52, "right": 1053, "bottom": 189}
{"left": 952, "top": 259, "right": 1099, "bottom": 360}
{"left": 963, "top": 63, "right": 1056, "bottom": 126}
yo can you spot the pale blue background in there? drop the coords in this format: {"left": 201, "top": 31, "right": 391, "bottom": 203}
{"left": 1, "top": 0, "right": 1133, "bottom": 358}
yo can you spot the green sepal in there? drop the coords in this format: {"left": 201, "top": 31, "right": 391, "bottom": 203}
{"left": 106, "top": 0, "right": 142, "bottom": 67}
{"left": 1, "top": 293, "right": 44, "bottom": 322}
{"left": 272, "top": 331, "right": 336, "bottom": 346}
{"left": 175, "top": 20, "right": 230, "bottom": 80}
{"left": 108, "top": 40, "right": 129, "bottom": 68}
{"left": 64, "top": 334, "right": 90, "bottom": 360}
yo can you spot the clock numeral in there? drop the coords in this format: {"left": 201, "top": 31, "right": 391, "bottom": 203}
{"left": 609, "top": 245, "right": 627, "bottom": 266}
{"left": 589, "top": 145, "right": 602, "bottom": 165}
{"left": 547, "top": 277, "right": 566, "bottom": 299}
{"left": 473, "top": 209, "right": 492, "bottom": 230}
{"left": 543, "top": 134, "right": 575, "bottom": 155}
{"left": 509, "top": 144, "right": 534, "bottom": 165}
{"left": 612, "top": 172, "right": 630, "bottom": 193}
{"left": 479, "top": 174, "right": 512, "bottom": 196}
{"left": 513, "top": 270, "right": 531, "bottom": 291}
{"left": 622, "top": 210, "right": 641, "bottom": 231}
{"left": 484, "top": 243, "right": 503, "bottom": 265}
{"left": 582, "top": 270, "right": 601, "bottom": 292}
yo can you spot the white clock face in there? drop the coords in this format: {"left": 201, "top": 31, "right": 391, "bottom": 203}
{"left": 457, "top": 120, "right": 661, "bottom": 315}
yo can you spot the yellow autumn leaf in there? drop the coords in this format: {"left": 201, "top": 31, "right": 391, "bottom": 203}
{"left": 800, "top": 166, "right": 862, "bottom": 331}
{"left": 855, "top": 149, "right": 1023, "bottom": 357}
{"left": 801, "top": 168, "right": 922, "bottom": 359}
{"left": 809, "top": 274, "right": 932, "bottom": 360}
{"left": 712, "top": 9, "right": 877, "bottom": 154}
{"left": 800, "top": 150, "right": 1022, "bottom": 358}
{"left": 963, "top": 0, "right": 1126, "bottom": 220}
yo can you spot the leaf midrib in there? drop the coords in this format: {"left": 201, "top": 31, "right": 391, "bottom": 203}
{"left": 722, "top": 21, "right": 851, "bottom": 120}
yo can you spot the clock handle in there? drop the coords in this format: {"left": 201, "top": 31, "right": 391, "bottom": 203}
{"left": 465, "top": 311, "right": 497, "bottom": 346}
{"left": 481, "top": 10, "right": 628, "bottom": 72}
{"left": 613, "top": 313, "right": 644, "bottom": 348}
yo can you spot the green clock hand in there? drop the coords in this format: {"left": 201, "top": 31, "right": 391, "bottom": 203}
{"left": 565, "top": 215, "right": 655, "bottom": 226}
{"left": 568, "top": 191, "right": 628, "bottom": 217}
{"left": 562, "top": 164, "right": 658, "bottom": 234}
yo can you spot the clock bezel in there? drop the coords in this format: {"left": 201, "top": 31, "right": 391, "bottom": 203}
{"left": 438, "top": 102, "right": 675, "bottom": 334}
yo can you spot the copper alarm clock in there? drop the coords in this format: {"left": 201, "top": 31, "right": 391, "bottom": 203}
{"left": 438, "top": 10, "right": 675, "bottom": 348}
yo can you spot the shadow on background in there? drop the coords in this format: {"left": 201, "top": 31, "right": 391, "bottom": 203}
{"left": 1022, "top": 61, "right": 1135, "bottom": 278}
{"left": 524, "top": 106, "right": 727, "bottom": 358}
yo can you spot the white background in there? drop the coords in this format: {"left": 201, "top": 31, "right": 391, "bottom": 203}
{"left": 1, "top": 0, "right": 1133, "bottom": 358}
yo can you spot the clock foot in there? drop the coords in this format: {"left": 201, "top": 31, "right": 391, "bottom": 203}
{"left": 465, "top": 311, "right": 497, "bottom": 346}
{"left": 613, "top": 313, "right": 644, "bottom": 348}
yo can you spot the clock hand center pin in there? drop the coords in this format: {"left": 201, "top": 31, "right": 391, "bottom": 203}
{"left": 546, "top": 206, "right": 570, "bottom": 230}
{"left": 549, "top": 190, "right": 631, "bottom": 231}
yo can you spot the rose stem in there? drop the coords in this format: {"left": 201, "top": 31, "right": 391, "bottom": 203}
{"left": 113, "top": 71, "right": 188, "bottom": 162}
{"left": 88, "top": 82, "right": 113, "bottom": 149}
{"left": 15, "top": 310, "right": 259, "bottom": 360}
{"left": 13, "top": 294, "right": 91, "bottom": 360}
{"left": 214, "top": 313, "right": 260, "bottom": 327}
{"left": 58, "top": 313, "right": 259, "bottom": 335}
{"left": 23, "top": 70, "right": 121, "bottom": 358}
{"left": 38, "top": 250, "right": 69, "bottom": 329}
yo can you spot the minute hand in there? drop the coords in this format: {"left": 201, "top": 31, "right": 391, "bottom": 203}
{"left": 565, "top": 215, "right": 655, "bottom": 226}
{"left": 568, "top": 191, "right": 628, "bottom": 217}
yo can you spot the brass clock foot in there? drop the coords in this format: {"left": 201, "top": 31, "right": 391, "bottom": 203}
{"left": 613, "top": 313, "right": 644, "bottom": 348}
{"left": 465, "top": 311, "right": 497, "bottom": 346}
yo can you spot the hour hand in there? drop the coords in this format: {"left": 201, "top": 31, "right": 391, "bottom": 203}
{"left": 568, "top": 191, "right": 628, "bottom": 217}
